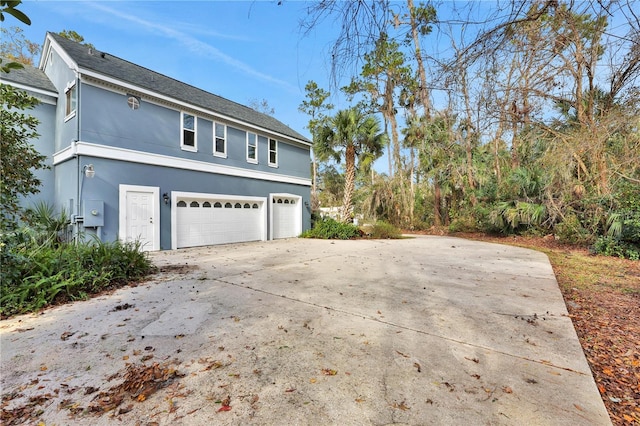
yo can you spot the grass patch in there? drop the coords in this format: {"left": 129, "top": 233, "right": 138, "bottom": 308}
{"left": 544, "top": 250, "right": 638, "bottom": 293}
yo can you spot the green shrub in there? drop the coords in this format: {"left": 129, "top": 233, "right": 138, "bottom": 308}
{"left": 553, "top": 214, "right": 594, "bottom": 245}
{"left": 593, "top": 236, "right": 640, "bottom": 260}
{"left": 368, "top": 221, "right": 402, "bottom": 239}
{"left": 301, "top": 217, "right": 360, "bottom": 240}
{"left": 0, "top": 235, "right": 153, "bottom": 317}
{"left": 448, "top": 216, "right": 478, "bottom": 233}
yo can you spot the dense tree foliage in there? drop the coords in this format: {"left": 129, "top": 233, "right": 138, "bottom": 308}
{"left": 0, "top": 84, "right": 48, "bottom": 231}
{"left": 300, "top": 0, "right": 639, "bottom": 258}
{"left": 0, "top": 26, "right": 40, "bottom": 65}
{"left": 0, "top": 0, "right": 31, "bottom": 72}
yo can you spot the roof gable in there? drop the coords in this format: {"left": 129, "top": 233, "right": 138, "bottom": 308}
{"left": 45, "top": 32, "right": 310, "bottom": 145}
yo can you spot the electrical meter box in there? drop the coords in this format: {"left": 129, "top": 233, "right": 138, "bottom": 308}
{"left": 83, "top": 200, "right": 104, "bottom": 227}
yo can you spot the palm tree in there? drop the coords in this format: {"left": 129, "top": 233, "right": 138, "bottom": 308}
{"left": 316, "top": 108, "right": 386, "bottom": 223}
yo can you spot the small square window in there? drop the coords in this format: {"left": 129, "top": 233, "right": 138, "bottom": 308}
{"left": 247, "top": 132, "right": 258, "bottom": 163}
{"left": 268, "top": 138, "right": 278, "bottom": 167}
{"left": 214, "top": 123, "right": 227, "bottom": 158}
{"left": 181, "top": 112, "right": 197, "bottom": 152}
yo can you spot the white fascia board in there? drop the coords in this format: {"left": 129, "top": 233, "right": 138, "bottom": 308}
{"left": 1, "top": 81, "right": 58, "bottom": 101}
{"left": 53, "top": 144, "right": 76, "bottom": 164}
{"left": 54, "top": 141, "right": 312, "bottom": 187}
{"left": 76, "top": 68, "right": 311, "bottom": 148}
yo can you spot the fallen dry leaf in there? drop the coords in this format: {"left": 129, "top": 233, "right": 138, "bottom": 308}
{"left": 391, "top": 401, "right": 410, "bottom": 410}
{"left": 60, "top": 331, "right": 75, "bottom": 341}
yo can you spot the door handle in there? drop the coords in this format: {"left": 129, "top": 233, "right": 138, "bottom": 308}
{"left": 150, "top": 217, "right": 153, "bottom": 224}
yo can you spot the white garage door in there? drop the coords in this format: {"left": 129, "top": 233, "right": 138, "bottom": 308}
{"left": 175, "top": 196, "right": 264, "bottom": 248}
{"left": 271, "top": 195, "right": 301, "bottom": 239}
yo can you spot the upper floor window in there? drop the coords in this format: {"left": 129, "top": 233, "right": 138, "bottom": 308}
{"left": 246, "top": 132, "right": 258, "bottom": 163}
{"left": 268, "top": 138, "right": 278, "bottom": 167}
{"left": 64, "top": 82, "right": 77, "bottom": 121}
{"left": 214, "top": 122, "right": 226, "bottom": 158}
{"left": 181, "top": 112, "right": 196, "bottom": 152}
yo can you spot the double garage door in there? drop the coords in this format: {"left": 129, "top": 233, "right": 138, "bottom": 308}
{"left": 174, "top": 193, "right": 300, "bottom": 248}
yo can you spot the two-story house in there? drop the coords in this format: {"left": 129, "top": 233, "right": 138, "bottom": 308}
{"left": 2, "top": 32, "right": 311, "bottom": 250}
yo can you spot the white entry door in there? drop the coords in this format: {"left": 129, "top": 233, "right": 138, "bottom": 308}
{"left": 119, "top": 185, "right": 160, "bottom": 251}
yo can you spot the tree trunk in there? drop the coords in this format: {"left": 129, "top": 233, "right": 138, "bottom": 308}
{"left": 341, "top": 143, "right": 356, "bottom": 222}
{"left": 433, "top": 179, "right": 442, "bottom": 227}
{"left": 407, "top": 0, "right": 431, "bottom": 117}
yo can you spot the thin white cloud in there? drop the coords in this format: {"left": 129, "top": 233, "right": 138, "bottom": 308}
{"left": 88, "top": 2, "right": 299, "bottom": 93}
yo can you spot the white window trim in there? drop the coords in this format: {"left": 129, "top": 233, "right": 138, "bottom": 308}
{"left": 246, "top": 132, "right": 258, "bottom": 164}
{"left": 268, "top": 138, "right": 278, "bottom": 168}
{"left": 214, "top": 122, "right": 227, "bottom": 158}
{"left": 64, "top": 81, "right": 77, "bottom": 122}
{"left": 181, "top": 111, "right": 197, "bottom": 152}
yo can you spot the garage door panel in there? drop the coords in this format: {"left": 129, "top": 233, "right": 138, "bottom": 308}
{"left": 272, "top": 195, "right": 301, "bottom": 239}
{"left": 176, "top": 196, "right": 264, "bottom": 248}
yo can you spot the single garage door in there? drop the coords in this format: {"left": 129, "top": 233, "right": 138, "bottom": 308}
{"left": 175, "top": 196, "right": 265, "bottom": 248}
{"left": 271, "top": 195, "right": 301, "bottom": 239}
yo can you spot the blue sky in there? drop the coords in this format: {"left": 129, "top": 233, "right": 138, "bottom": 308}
{"left": 15, "top": 1, "right": 345, "bottom": 141}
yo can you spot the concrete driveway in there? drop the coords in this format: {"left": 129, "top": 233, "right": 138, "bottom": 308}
{"left": 1, "top": 236, "right": 611, "bottom": 425}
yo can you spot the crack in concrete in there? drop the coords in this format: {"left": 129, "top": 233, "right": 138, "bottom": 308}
{"left": 214, "top": 277, "right": 588, "bottom": 377}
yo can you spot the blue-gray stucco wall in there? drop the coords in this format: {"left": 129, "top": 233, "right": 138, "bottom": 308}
{"left": 78, "top": 84, "right": 310, "bottom": 180}
{"left": 18, "top": 95, "right": 57, "bottom": 210}
{"left": 42, "top": 47, "right": 79, "bottom": 152}
{"left": 79, "top": 156, "right": 311, "bottom": 249}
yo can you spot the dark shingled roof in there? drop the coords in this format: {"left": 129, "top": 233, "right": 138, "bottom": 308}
{"left": 1, "top": 58, "right": 57, "bottom": 94}
{"left": 47, "top": 32, "right": 310, "bottom": 144}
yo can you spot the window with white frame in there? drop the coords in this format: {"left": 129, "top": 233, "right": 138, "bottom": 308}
{"left": 246, "top": 132, "right": 258, "bottom": 163}
{"left": 268, "top": 138, "right": 278, "bottom": 167}
{"left": 214, "top": 122, "right": 226, "bottom": 157}
{"left": 181, "top": 112, "right": 196, "bottom": 151}
{"left": 64, "top": 82, "right": 77, "bottom": 120}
